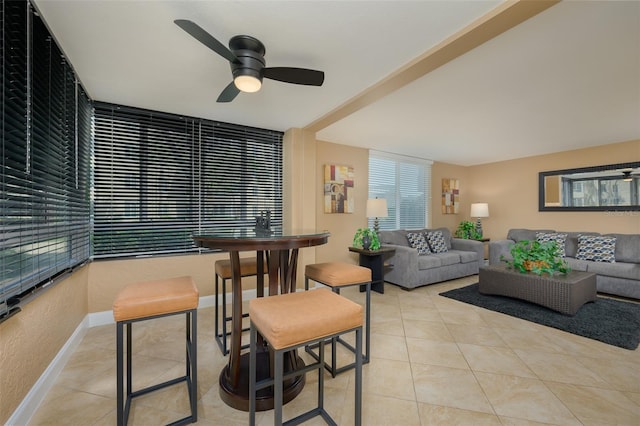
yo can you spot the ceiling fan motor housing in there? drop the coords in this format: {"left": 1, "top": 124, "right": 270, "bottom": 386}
{"left": 229, "top": 35, "right": 266, "bottom": 84}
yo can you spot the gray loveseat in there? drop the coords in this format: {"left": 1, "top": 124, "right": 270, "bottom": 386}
{"left": 489, "top": 229, "right": 640, "bottom": 299}
{"left": 378, "top": 228, "right": 484, "bottom": 289}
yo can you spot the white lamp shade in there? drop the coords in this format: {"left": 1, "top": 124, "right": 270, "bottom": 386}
{"left": 470, "top": 203, "right": 489, "bottom": 218}
{"left": 366, "top": 198, "right": 388, "bottom": 218}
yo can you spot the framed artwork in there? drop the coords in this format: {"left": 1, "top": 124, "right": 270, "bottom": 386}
{"left": 324, "top": 164, "right": 354, "bottom": 213}
{"left": 442, "top": 178, "right": 459, "bottom": 214}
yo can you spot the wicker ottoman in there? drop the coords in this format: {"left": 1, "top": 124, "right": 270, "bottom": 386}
{"left": 479, "top": 265, "right": 597, "bottom": 315}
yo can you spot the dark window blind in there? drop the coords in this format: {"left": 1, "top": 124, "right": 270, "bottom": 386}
{"left": 1, "top": 2, "right": 92, "bottom": 319}
{"left": 93, "top": 103, "right": 283, "bottom": 258}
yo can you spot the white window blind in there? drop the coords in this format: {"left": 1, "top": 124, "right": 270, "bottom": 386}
{"left": 368, "top": 150, "right": 432, "bottom": 230}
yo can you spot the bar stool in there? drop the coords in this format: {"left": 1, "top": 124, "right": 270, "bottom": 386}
{"left": 304, "top": 262, "right": 372, "bottom": 377}
{"left": 249, "top": 288, "right": 363, "bottom": 426}
{"left": 215, "top": 256, "right": 263, "bottom": 355}
{"left": 113, "top": 276, "right": 199, "bottom": 426}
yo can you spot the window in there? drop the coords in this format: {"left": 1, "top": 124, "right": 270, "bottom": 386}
{"left": 368, "top": 151, "right": 432, "bottom": 230}
{"left": 1, "top": 2, "right": 92, "bottom": 320}
{"left": 93, "top": 103, "right": 283, "bottom": 258}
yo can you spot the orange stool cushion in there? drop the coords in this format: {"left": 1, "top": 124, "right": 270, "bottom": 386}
{"left": 305, "top": 262, "right": 371, "bottom": 287}
{"left": 215, "top": 257, "right": 262, "bottom": 279}
{"left": 113, "top": 276, "right": 199, "bottom": 322}
{"left": 249, "top": 288, "right": 363, "bottom": 350}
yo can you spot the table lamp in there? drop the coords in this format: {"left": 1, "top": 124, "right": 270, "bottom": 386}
{"left": 366, "top": 198, "right": 388, "bottom": 233}
{"left": 470, "top": 203, "right": 489, "bottom": 238}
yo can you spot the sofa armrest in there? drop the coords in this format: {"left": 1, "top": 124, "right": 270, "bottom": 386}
{"left": 381, "top": 244, "right": 418, "bottom": 269}
{"left": 451, "top": 238, "right": 484, "bottom": 260}
{"left": 489, "top": 239, "right": 514, "bottom": 265}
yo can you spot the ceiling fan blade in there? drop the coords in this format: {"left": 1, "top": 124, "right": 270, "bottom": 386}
{"left": 174, "top": 19, "right": 239, "bottom": 64}
{"left": 217, "top": 81, "right": 240, "bottom": 103}
{"left": 263, "top": 67, "right": 324, "bottom": 86}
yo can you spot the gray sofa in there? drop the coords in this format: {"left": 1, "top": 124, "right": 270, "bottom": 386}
{"left": 489, "top": 229, "right": 640, "bottom": 299}
{"left": 378, "top": 228, "right": 484, "bottom": 289}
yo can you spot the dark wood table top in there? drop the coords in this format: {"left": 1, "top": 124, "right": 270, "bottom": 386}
{"left": 194, "top": 229, "right": 330, "bottom": 251}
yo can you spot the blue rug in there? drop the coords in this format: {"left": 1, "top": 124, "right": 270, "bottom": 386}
{"left": 440, "top": 283, "right": 640, "bottom": 350}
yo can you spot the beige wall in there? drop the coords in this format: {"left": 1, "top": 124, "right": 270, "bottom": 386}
{"left": 0, "top": 266, "right": 88, "bottom": 423}
{"left": 466, "top": 139, "right": 640, "bottom": 240}
{"left": 315, "top": 140, "right": 370, "bottom": 264}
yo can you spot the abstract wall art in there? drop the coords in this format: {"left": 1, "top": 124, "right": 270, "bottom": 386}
{"left": 324, "top": 164, "right": 354, "bottom": 213}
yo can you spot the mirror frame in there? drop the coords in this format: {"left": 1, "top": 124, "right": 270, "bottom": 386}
{"left": 538, "top": 161, "right": 640, "bottom": 212}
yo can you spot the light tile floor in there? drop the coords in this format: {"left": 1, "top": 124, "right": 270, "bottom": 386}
{"left": 27, "top": 276, "right": 640, "bottom": 425}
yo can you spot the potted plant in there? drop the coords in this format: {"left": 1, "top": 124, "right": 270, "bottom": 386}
{"left": 502, "top": 239, "right": 570, "bottom": 275}
{"left": 455, "top": 220, "right": 482, "bottom": 240}
{"left": 352, "top": 228, "right": 381, "bottom": 250}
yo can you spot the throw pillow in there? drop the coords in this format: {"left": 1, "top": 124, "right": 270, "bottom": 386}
{"left": 576, "top": 235, "right": 616, "bottom": 263}
{"left": 536, "top": 232, "right": 568, "bottom": 257}
{"left": 425, "top": 231, "right": 448, "bottom": 253}
{"left": 406, "top": 232, "right": 431, "bottom": 255}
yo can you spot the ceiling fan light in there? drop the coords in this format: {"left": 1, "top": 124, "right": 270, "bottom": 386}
{"left": 234, "top": 75, "right": 262, "bottom": 93}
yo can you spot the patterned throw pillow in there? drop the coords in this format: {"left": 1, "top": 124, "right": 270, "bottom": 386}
{"left": 576, "top": 235, "right": 616, "bottom": 263}
{"left": 425, "top": 231, "right": 448, "bottom": 253}
{"left": 406, "top": 232, "right": 431, "bottom": 255}
{"left": 536, "top": 232, "right": 568, "bottom": 257}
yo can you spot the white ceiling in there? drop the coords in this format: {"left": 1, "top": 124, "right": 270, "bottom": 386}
{"left": 34, "top": 0, "right": 640, "bottom": 166}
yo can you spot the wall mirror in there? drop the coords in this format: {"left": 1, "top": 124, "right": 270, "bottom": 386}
{"left": 539, "top": 161, "right": 640, "bottom": 211}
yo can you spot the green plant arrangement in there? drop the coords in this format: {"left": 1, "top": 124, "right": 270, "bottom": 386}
{"left": 502, "top": 239, "right": 570, "bottom": 275}
{"left": 352, "top": 228, "right": 381, "bottom": 250}
{"left": 455, "top": 220, "right": 482, "bottom": 240}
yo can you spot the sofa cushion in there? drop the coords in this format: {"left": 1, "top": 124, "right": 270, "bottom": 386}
{"left": 576, "top": 235, "right": 616, "bottom": 263}
{"left": 587, "top": 260, "right": 640, "bottom": 281}
{"left": 426, "top": 231, "right": 448, "bottom": 253}
{"left": 406, "top": 232, "right": 431, "bottom": 255}
{"left": 379, "top": 229, "right": 410, "bottom": 247}
{"left": 451, "top": 250, "right": 478, "bottom": 264}
{"left": 418, "top": 254, "right": 442, "bottom": 270}
{"left": 564, "top": 231, "right": 600, "bottom": 258}
{"left": 507, "top": 229, "right": 555, "bottom": 242}
{"left": 536, "top": 232, "right": 568, "bottom": 257}
{"left": 565, "top": 257, "right": 590, "bottom": 272}
{"left": 433, "top": 252, "right": 461, "bottom": 266}
{"left": 604, "top": 233, "right": 640, "bottom": 263}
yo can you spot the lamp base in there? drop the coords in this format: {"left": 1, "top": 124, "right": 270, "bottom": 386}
{"left": 475, "top": 218, "right": 483, "bottom": 238}
{"left": 373, "top": 218, "right": 380, "bottom": 233}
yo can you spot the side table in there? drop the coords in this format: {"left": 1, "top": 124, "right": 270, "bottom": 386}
{"left": 348, "top": 246, "right": 395, "bottom": 294}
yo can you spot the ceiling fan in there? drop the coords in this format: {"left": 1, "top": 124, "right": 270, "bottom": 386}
{"left": 621, "top": 169, "right": 639, "bottom": 182}
{"left": 174, "top": 19, "right": 325, "bottom": 103}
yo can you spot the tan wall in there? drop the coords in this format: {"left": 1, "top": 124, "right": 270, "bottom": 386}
{"left": 466, "top": 139, "right": 640, "bottom": 240}
{"left": 0, "top": 266, "right": 88, "bottom": 424}
{"left": 431, "top": 162, "right": 471, "bottom": 230}
{"left": 88, "top": 252, "right": 241, "bottom": 312}
{"left": 315, "top": 140, "right": 370, "bottom": 264}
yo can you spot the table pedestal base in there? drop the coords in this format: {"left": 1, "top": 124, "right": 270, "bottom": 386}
{"left": 219, "top": 351, "right": 306, "bottom": 411}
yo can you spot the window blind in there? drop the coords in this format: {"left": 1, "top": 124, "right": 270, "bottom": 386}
{"left": 368, "top": 150, "right": 432, "bottom": 230}
{"left": 1, "top": 2, "right": 92, "bottom": 319}
{"left": 93, "top": 103, "right": 283, "bottom": 258}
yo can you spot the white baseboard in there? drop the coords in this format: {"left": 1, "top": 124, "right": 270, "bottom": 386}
{"left": 7, "top": 316, "right": 90, "bottom": 426}
{"left": 8, "top": 288, "right": 262, "bottom": 423}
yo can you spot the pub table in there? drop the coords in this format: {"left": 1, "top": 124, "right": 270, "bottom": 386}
{"left": 193, "top": 229, "right": 330, "bottom": 411}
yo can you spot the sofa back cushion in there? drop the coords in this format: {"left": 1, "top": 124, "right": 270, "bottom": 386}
{"left": 378, "top": 230, "right": 411, "bottom": 247}
{"left": 605, "top": 233, "right": 640, "bottom": 263}
{"left": 507, "top": 229, "right": 555, "bottom": 242}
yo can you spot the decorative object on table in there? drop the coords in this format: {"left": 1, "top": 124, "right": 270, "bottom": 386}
{"left": 352, "top": 228, "right": 380, "bottom": 251}
{"left": 455, "top": 220, "right": 482, "bottom": 240}
{"left": 324, "top": 164, "right": 354, "bottom": 213}
{"left": 502, "top": 239, "right": 570, "bottom": 275}
{"left": 441, "top": 178, "right": 459, "bottom": 214}
{"left": 470, "top": 203, "right": 489, "bottom": 238}
{"left": 254, "top": 210, "right": 272, "bottom": 234}
{"left": 366, "top": 198, "right": 388, "bottom": 232}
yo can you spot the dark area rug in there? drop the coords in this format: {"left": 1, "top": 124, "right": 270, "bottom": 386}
{"left": 439, "top": 283, "right": 640, "bottom": 350}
